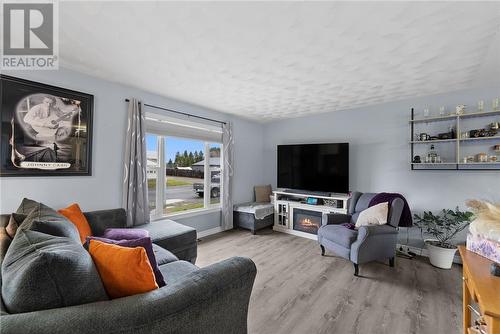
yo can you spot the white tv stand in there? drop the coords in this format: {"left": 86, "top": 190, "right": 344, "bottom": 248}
{"left": 272, "top": 190, "right": 350, "bottom": 240}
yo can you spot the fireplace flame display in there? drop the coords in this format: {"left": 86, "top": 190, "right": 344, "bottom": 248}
{"left": 293, "top": 209, "right": 322, "bottom": 235}
{"left": 301, "top": 218, "right": 319, "bottom": 228}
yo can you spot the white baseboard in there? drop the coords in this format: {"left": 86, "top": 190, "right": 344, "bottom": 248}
{"left": 197, "top": 226, "right": 224, "bottom": 239}
{"left": 397, "top": 243, "right": 462, "bottom": 264}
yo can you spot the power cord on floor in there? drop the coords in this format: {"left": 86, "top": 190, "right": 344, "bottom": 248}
{"left": 396, "top": 227, "right": 417, "bottom": 259}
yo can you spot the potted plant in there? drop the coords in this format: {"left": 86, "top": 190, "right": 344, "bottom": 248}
{"left": 414, "top": 208, "right": 474, "bottom": 269}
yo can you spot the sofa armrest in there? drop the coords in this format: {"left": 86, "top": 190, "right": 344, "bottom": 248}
{"left": 0, "top": 256, "right": 257, "bottom": 334}
{"left": 321, "top": 213, "right": 351, "bottom": 226}
{"left": 83, "top": 208, "right": 127, "bottom": 236}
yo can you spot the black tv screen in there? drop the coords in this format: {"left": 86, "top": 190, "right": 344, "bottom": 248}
{"left": 277, "top": 143, "right": 349, "bottom": 193}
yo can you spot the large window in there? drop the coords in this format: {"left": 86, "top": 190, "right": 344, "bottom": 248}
{"left": 145, "top": 114, "right": 223, "bottom": 218}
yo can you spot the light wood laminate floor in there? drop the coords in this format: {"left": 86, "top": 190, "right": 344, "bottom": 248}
{"left": 197, "top": 228, "right": 462, "bottom": 334}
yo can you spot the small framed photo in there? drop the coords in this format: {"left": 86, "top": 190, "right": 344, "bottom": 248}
{"left": 0, "top": 75, "right": 93, "bottom": 176}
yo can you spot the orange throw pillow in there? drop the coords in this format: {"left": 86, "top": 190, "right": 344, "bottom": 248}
{"left": 88, "top": 240, "right": 158, "bottom": 299}
{"left": 58, "top": 203, "right": 92, "bottom": 243}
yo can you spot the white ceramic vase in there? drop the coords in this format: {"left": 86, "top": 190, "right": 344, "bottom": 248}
{"left": 425, "top": 239, "right": 457, "bottom": 269}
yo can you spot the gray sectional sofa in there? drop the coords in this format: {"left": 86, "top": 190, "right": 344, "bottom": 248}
{"left": 0, "top": 205, "right": 257, "bottom": 334}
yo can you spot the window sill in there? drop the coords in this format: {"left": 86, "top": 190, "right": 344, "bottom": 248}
{"left": 151, "top": 206, "right": 221, "bottom": 221}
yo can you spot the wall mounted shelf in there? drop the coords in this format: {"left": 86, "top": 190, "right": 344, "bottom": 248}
{"left": 410, "top": 162, "right": 456, "bottom": 165}
{"left": 460, "top": 135, "right": 500, "bottom": 142}
{"left": 410, "top": 114, "right": 457, "bottom": 123}
{"left": 410, "top": 138, "right": 456, "bottom": 144}
{"left": 410, "top": 110, "right": 500, "bottom": 123}
{"left": 410, "top": 106, "right": 500, "bottom": 171}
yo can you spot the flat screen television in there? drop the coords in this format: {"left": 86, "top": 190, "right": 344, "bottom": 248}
{"left": 277, "top": 143, "right": 349, "bottom": 194}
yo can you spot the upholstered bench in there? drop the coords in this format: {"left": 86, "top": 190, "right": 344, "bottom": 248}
{"left": 233, "top": 202, "right": 274, "bottom": 235}
{"left": 83, "top": 209, "right": 197, "bottom": 264}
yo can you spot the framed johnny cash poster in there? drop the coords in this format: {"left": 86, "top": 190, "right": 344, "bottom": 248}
{"left": 0, "top": 75, "right": 93, "bottom": 176}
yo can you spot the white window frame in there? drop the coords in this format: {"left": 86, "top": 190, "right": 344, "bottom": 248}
{"left": 148, "top": 133, "right": 222, "bottom": 220}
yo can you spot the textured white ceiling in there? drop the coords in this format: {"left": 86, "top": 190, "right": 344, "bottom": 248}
{"left": 59, "top": 2, "right": 500, "bottom": 122}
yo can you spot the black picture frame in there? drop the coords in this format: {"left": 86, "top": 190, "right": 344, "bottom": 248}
{"left": 0, "top": 75, "right": 93, "bottom": 176}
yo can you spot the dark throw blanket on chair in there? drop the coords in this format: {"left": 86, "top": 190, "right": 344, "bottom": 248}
{"left": 368, "top": 192, "right": 413, "bottom": 227}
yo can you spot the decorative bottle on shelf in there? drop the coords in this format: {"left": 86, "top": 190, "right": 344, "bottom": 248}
{"left": 426, "top": 145, "right": 439, "bottom": 163}
{"left": 449, "top": 125, "right": 456, "bottom": 139}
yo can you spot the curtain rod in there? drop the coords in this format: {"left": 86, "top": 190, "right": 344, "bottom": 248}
{"left": 125, "top": 99, "right": 226, "bottom": 125}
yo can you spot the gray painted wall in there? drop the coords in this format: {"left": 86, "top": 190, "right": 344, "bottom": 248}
{"left": 263, "top": 84, "right": 500, "bottom": 246}
{"left": 0, "top": 68, "right": 264, "bottom": 231}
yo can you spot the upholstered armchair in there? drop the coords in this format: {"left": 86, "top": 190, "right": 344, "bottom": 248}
{"left": 317, "top": 192, "right": 404, "bottom": 276}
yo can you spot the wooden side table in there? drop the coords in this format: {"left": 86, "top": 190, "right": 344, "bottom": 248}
{"left": 458, "top": 246, "right": 500, "bottom": 334}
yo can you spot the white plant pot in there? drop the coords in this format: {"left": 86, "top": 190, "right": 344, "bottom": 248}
{"left": 425, "top": 239, "right": 457, "bottom": 269}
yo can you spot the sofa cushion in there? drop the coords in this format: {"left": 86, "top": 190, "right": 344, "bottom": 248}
{"left": 318, "top": 224, "right": 358, "bottom": 249}
{"left": 132, "top": 221, "right": 197, "bottom": 261}
{"left": 58, "top": 203, "right": 93, "bottom": 243}
{"left": 20, "top": 203, "right": 81, "bottom": 243}
{"left": 86, "top": 236, "right": 165, "bottom": 287}
{"left": 88, "top": 240, "right": 158, "bottom": 299}
{"left": 152, "top": 244, "right": 178, "bottom": 266}
{"left": 0, "top": 228, "right": 11, "bottom": 263}
{"left": 159, "top": 260, "right": 198, "bottom": 284}
{"left": 83, "top": 208, "right": 127, "bottom": 236}
{"left": 103, "top": 228, "right": 149, "bottom": 240}
{"left": 1, "top": 229, "right": 108, "bottom": 313}
{"left": 15, "top": 198, "right": 39, "bottom": 215}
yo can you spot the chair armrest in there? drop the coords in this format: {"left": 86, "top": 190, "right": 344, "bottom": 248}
{"left": 0, "top": 257, "right": 257, "bottom": 334}
{"left": 83, "top": 208, "right": 127, "bottom": 236}
{"left": 356, "top": 224, "right": 398, "bottom": 243}
{"left": 321, "top": 213, "right": 351, "bottom": 225}
{"left": 350, "top": 225, "right": 398, "bottom": 264}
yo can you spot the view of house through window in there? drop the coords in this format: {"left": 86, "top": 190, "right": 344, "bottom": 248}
{"left": 146, "top": 133, "right": 222, "bottom": 218}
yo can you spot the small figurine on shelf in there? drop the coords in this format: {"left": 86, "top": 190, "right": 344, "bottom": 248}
{"left": 456, "top": 104, "right": 466, "bottom": 115}
{"left": 478, "top": 100, "right": 484, "bottom": 112}
{"left": 476, "top": 152, "right": 488, "bottom": 163}
{"left": 493, "top": 98, "right": 500, "bottom": 111}
{"left": 439, "top": 106, "right": 446, "bottom": 116}
{"left": 423, "top": 107, "right": 430, "bottom": 118}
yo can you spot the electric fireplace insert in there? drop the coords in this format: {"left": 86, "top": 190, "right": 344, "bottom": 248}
{"left": 293, "top": 209, "right": 322, "bottom": 235}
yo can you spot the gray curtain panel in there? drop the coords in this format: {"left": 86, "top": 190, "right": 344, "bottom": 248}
{"left": 122, "top": 98, "right": 149, "bottom": 226}
{"left": 222, "top": 122, "right": 234, "bottom": 230}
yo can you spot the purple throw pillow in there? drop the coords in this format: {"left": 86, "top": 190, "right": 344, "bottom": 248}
{"left": 102, "top": 228, "right": 149, "bottom": 240}
{"left": 85, "top": 236, "right": 165, "bottom": 287}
